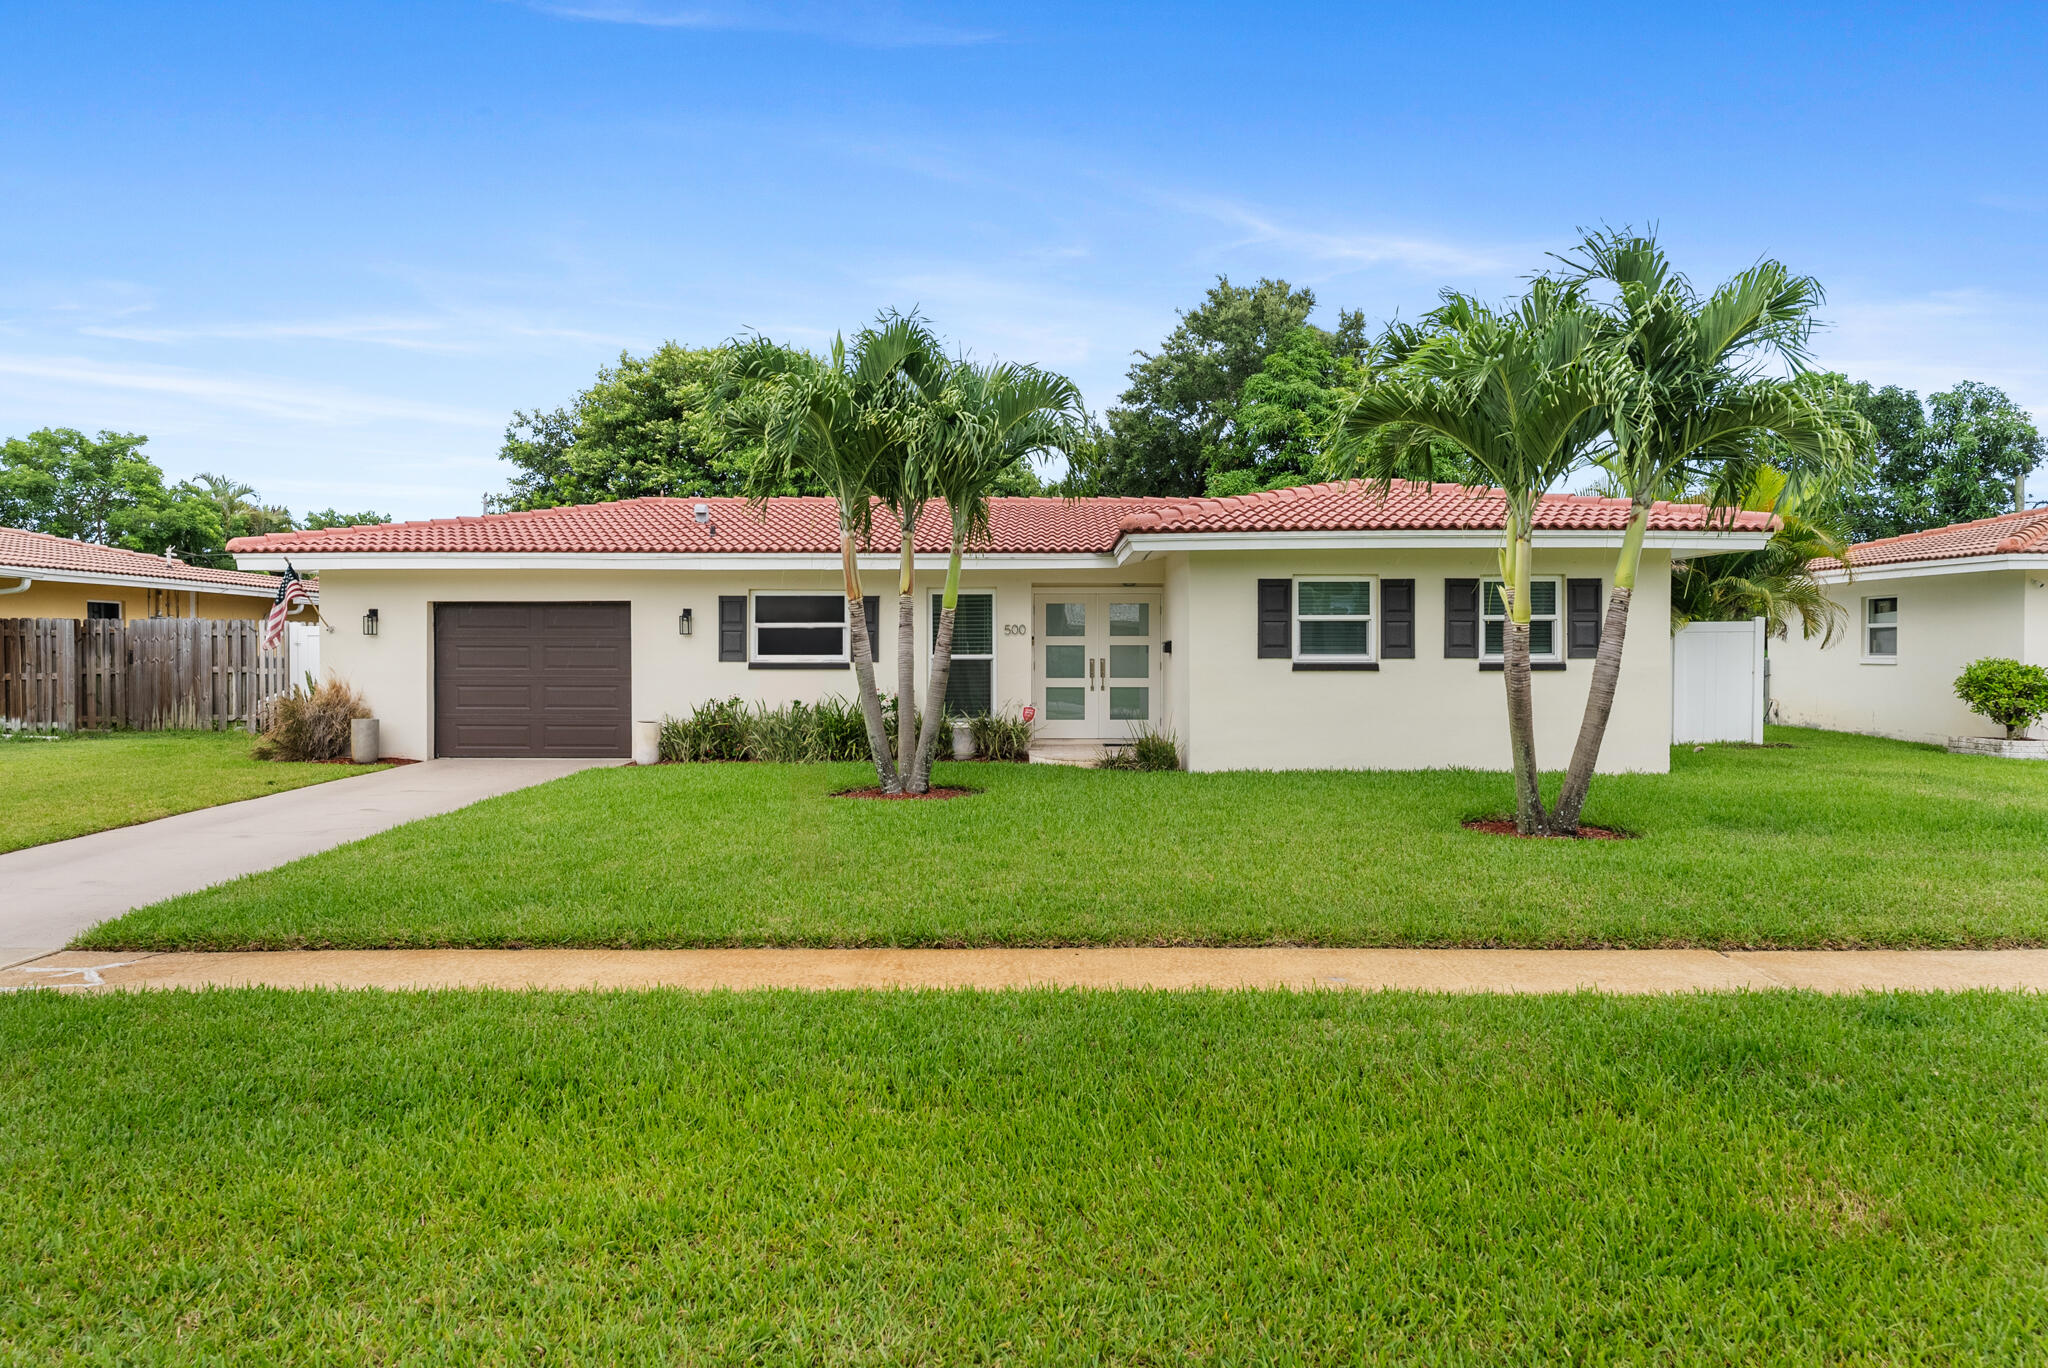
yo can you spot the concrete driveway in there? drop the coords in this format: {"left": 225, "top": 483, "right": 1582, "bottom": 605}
{"left": 0, "top": 757, "right": 616, "bottom": 963}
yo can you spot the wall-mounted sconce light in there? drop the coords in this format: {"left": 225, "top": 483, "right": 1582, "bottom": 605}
{"left": 362, "top": 608, "right": 380, "bottom": 636}
{"left": 678, "top": 607, "right": 694, "bottom": 636}
{"left": 1163, "top": 639, "right": 1172, "bottom": 655}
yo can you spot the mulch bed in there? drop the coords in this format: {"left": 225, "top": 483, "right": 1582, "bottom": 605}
{"left": 1462, "top": 817, "right": 1633, "bottom": 841}
{"left": 834, "top": 786, "right": 981, "bottom": 801}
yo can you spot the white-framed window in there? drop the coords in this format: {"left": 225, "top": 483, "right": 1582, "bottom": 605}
{"left": 1863, "top": 595, "right": 1898, "bottom": 661}
{"left": 751, "top": 591, "right": 848, "bottom": 663}
{"left": 85, "top": 600, "right": 123, "bottom": 621}
{"left": 1293, "top": 576, "right": 1375, "bottom": 662}
{"left": 931, "top": 592, "right": 995, "bottom": 715}
{"left": 1482, "top": 576, "right": 1562, "bottom": 662}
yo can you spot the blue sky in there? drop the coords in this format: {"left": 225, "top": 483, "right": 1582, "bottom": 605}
{"left": 3, "top": 1, "right": 2044, "bottom": 519}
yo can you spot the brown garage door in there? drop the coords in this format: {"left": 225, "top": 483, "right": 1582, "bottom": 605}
{"left": 433, "top": 603, "right": 631, "bottom": 757}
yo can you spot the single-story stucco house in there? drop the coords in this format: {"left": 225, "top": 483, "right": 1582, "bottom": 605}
{"left": 227, "top": 479, "right": 1772, "bottom": 771}
{"left": 1771, "top": 508, "right": 2048, "bottom": 744}
{"left": 1, "top": 525, "right": 312, "bottom": 622}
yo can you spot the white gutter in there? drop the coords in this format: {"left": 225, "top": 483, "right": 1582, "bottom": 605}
{"left": 1811, "top": 554, "right": 2046, "bottom": 585}
{"left": 0, "top": 563, "right": 294, "bottom": 600}
{"left": 0, "top": 575, "right": 30, "bottom": 596}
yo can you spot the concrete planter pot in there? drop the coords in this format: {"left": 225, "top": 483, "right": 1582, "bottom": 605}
{"left": 952, "top": 724, "right": 976, "bottom": 761}
{"left": 632, "top": 720, "right": 662, "bottom": 766}
{"left": 1947, "top": 735, "right": 2048, "bottom": 760}
{"left": 350, "top": 718, "right": 380, "bottom": 765}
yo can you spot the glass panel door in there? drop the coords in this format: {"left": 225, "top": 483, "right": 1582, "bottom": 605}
{"left": 1034, "top": 592, "right": 1161, "bottom": 739}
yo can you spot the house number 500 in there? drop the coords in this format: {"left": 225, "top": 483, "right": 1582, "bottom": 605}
{"left": 1002, "top": 623, "right": 1029, "bottom": 636}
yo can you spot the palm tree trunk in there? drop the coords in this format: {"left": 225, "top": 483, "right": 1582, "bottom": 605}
{"left": 895, "top": 521, "right": 917, "bottom": 785}
{"left": 841, "top": 528, "right": 897, "bottom": 791}
{"left": 1553, "top": 503, "right": 1648, "bottom": 833}
{"left": 1501, "top": 527, "right": 1551, "bottom": 835}
{"left": 909, "top": 529, "right": 965, "bottom": 792}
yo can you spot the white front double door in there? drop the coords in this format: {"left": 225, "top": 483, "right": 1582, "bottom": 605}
{"left": 1032, "top": 592, "right": 1162, "bottom": 740}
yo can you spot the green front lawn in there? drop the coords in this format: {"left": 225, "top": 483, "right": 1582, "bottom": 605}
{"left": 81, "top": 727, "right": 2048, "bottom": 950}
{"left": 0, "top": 730, "right": 391, "bottom": 853}
{"left": 5, "top": 989, "right": 2044, "bottom": 1363}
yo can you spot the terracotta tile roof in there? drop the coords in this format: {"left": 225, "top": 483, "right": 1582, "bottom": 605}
{"left": 227, "top": 482, "right": 1773, "bottom": 558}
{"left": 229, "top": 496, "right": 1182, "bottom": 556}
{"left": 1118, "top": 479, "right": 1777, "bottom": 535}
{"left": 1, "top": 526, "right": 294, "bottom": 595}
{"left": 1821, "top": 509, "right": 2048, "bottom": 570}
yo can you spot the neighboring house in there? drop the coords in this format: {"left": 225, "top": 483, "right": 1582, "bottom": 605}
{"left": 228, "top": 480, "right": 1771, "bottom": 770}
{"left": 0, "top": 526, "right": 315, "bottom": 622}
{"left": 1771, "top": 509, "right": 2048, "bottom": 743}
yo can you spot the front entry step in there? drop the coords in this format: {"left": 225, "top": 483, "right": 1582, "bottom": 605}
{"left": 1028, "top": 739, "right": 1113, "bottom": 767}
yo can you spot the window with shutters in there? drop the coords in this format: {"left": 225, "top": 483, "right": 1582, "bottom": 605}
{"left": 931, "top": 592, "right": 994, "bottom": 715}
{"left": 1480, "top": 577, "right": 1562, "bottom": 663}
{"left": 751, "top": 592, "right": 847, "bottom": 663}
{"left": 1292, "top": 577, "right": 1374, "bottom": 663}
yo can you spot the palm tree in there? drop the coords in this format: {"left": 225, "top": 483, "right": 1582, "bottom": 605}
{"left": 191, "top": 473, "right": 258, "bottom": 538}
{"left": 856, "top": 312, "right": 950, "bottom": 786}
{"left": 907, "top": 360, "right": 1086, "bottom": 793}
{"left": 1330, "top": 281, "right": 1612, "bottom": 834}
{"left": 723, "top": 330, "right": 922, "bottom": 790}
{"left": 1547, "top": 231, "right": 1867, "bottom": 832}
{"left": 1669, "top": 467, "right": 1853, "bottom": 643}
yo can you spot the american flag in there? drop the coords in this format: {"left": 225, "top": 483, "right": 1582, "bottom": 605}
{"left": 265, "top": 561, "right": 312, "bottom": 648}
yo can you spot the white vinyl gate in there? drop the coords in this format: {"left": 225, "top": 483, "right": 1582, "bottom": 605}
{"left": 287, "top": 621, "right": 321, "bottom": 689}
{"left": 1671, "top": 619, "right": 1766, "bottom": 745}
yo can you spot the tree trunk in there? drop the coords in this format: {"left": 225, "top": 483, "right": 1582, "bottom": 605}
{"left": 895, "top": 521, "right": 917, "bottom": 785}
{"left": 1501, "top": 529, "right": 1550, "bottom": 835}
{"left": 1552, "top": 503, "right": 1649, "bottom": 833}
{"left": 910, "top": 530, "right": 965, "bottom": 793}
{"left": 841, "top": 529, "right": 897, "bottom": 791}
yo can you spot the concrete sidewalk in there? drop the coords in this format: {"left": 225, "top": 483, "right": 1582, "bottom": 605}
{"left": 0, "top": 757, "right": 614, "bottom": 963}
{"left": 5, "top": 947, "right": 2045, "bottom": 994}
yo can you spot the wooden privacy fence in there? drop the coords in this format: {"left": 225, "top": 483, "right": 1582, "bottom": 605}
{"left": 1, "top": 618, "right": 301, "bottom": 733}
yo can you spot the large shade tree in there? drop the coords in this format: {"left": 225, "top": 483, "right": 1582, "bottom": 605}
{"left": 1330, "top": 282, "right": 1613, "bottom": 835}
{"left": 1546, "top": 231, "right": 1866, "bottom": 832}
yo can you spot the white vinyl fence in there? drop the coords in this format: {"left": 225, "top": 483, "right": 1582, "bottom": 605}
{"left": 1671, "top": 618, "right": 1766, "bottom": 745}
{"left": 287, "top": 621, "right": 321, "bottom": 690}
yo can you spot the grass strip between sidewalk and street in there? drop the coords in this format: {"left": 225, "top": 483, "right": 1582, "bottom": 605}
{"left": 5, "top": 987, "right": 2045, "bottom": 1363}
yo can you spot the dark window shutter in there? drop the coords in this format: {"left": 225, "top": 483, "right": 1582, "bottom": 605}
{"left": 1567, "top": 578, "right": 1603, "bottom": 658}
{"left": 718, "top": 595, "right": 746, "bottom": 662}
{"left": 1380, "top": 578, "right": 1415, "bottom": 659}
{"left": 1257, "top": 579, "right": 1291, "bottom": 658}
{"left": 862, "top": 595, "right": 884, "bottom": 662}
{"left": 1444, "top": 579, "right": 1479, "bottom": 658}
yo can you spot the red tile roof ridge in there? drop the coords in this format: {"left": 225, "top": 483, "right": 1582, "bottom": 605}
{"left": 1, "top": 525, "right": 290, "bottom": 592}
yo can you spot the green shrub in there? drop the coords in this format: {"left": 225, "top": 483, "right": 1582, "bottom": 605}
{"left": 253, "top": 679, "right": 369, "bottom": 762}
{"left": 657, "top": 695, "right": 950, "bottom": 764}
{"left": 1954, "top": 657, "right": 2048, "bottom": 738}
{"left": 1096, "top": 725, "right": 1182, "bottom": 772}
{"left": 968, "top": 709, "right": 1037, "bottom": 762}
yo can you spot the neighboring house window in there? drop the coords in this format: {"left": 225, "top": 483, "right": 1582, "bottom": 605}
{"left": 85, "top": 601, "right": 123, "bottom": 621}
{"left": 751, "top": 592, "right": 847, "bottom": 663}
{"left": 1864, "top": 596, "right": 1898, "bottom": 660}
{"left": 931, "top": 592, "right": 995, "bottom": 716}
{"left": 1293, "top": 577, "right": 1374, "bottom": 662}
{"left": 1481, "top": 577, "right": 1562, "bottom": 662}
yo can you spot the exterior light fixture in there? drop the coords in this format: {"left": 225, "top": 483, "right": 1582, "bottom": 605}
{"left": 362, "top": 608, "right": 380, "bottom": 636}
{"left": 678, "top": 607, "right": 694, "bottom": 636}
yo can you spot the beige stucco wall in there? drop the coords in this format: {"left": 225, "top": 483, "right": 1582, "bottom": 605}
{"left": 1172, "top": 547, "right": 1671, "bottom": 774}
{"left": 312, "top": 564, "right": 1167, "bottom": 760}
{"left": 310, "top": 548, "right": 1671, "bottom": 773}
{"left": 0, "top": 578, "right": 287, "bottom": 621}
{"left": 1769, "top": 567, "right": 2043, "bottom": 744}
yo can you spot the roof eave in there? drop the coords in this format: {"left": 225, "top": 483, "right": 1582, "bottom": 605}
{"left": 1811, "top": 553, "right": 2047, "bottom": 584}
{"left": 0, "top": 563, "right": 294, "bottom": 599}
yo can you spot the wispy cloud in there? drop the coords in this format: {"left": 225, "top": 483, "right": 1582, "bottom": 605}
{"left": 0, "top": 355, "right": 502, "bottom": 429}
{"left": 78, "top": 313, "right": 634, "bottom": 355}
{"left": 522, "top": 1, "right": 996, "bottom": 47}
{"left": 1820, "top": 287, "right": 2048, "bottom": 425}
{"left": 1165, "top": 194, "right": 1517, "bottom": 278}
